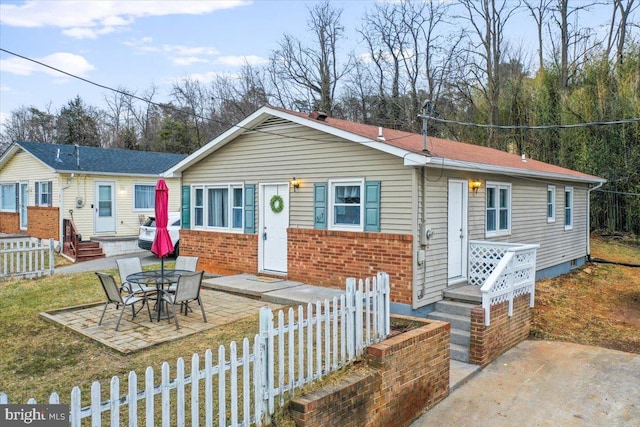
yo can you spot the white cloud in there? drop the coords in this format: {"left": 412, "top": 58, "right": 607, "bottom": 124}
{"left": 172, "top": 57, "right": 209, "bottom": 66}
{"left": 0, "top": 1, "right": 252, "bottom": 39}
{"left": 0, "top": 52, "right": 95, "bottom": 77}
{"left": 216, "top": 55, "right": 269, "bottom": 67}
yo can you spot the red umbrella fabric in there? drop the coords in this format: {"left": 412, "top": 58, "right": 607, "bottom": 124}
{"left": 151, "top": 179, "right": 174, "bottom": 258}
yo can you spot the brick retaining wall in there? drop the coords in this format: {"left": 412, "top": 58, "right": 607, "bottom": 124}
{"left": 288, "top": 316, "right": 450, "bottom": 427}
{"left": 0, "top": 212, "right": 20, "bottom": 234}
{"left": 26, "top": 207, "right": 59, "bottom": 240}
{"left": 469, "top": 295, "right": 532, "bottom": 366}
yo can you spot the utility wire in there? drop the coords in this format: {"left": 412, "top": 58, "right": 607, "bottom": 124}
{"left": 419, "top": 114, "right": 640, "bottom": 129}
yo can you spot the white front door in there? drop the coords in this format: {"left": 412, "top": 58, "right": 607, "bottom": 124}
{"left": 95, "top": 181, "right": 116, "bottom": 233}
{"left": 260, "top": 183, "right": 289, "bottom": 273}
{"left": 448, "top": 179, "right": 468, "bottom": 284}
{"left": 19, "top": 182, "right": 28, "bottom": 230}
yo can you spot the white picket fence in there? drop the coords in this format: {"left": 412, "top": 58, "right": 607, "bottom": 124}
{"left": 0, "top": 237, "right": 54, "bottom": 279}
{"left": 0, "top": 272, "right": 390, "bottom": 426}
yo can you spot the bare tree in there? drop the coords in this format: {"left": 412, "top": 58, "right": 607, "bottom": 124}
{"left": 268, "top": 0, "right": 353, "bottom": 115}
{"left": 458, "top": 0, "right": 520, "bottom": 148}
{"left": 606, "top": 0, "right": 638, "bottom": 64}
{"left": 523, "top": 0, "right": 553, "bottom": 72}
{"left": 0, "top": 104, "right": 57, "bottom": 147}
{"left": 170, "top": 77, "right": 213, "bottom": 148}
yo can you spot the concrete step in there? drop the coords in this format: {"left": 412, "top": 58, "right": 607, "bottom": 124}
{"left": 443, "top": 285, "right": 482, "bottom": 304}
{"left": 427, "top": 311, "right": 470, "bottom": 332}
{"left": 451, "top": 328, "right": 471, "bottom": 347}
{"left": 450, "top": 342, "right": 470, "bottom": 363}
{"left": 435, "top": 300, "right": 476, "bottom": 317}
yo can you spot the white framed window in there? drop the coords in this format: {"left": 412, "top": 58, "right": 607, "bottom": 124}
{"left": 35, "top": 181, "right": 52, "bottom": 207}
{"left": 134, "top": 183, "right": 155, "bottom": 210}
{"left": 547, "top": 185, "right": 556, "bottom": 223}
{"left": 1, "top": 183, "right": 17, "bottom": 212}
{"left": 564, "top": 187, "right": 573, "bottom": 230}
{"left": 192, "top": 184, "right": 244, "bottom": 231}
{"left": 486, "top": 182, "right": 511, "bottom": 236}
{"left": 329, "top": 179, "right": 364, "bottom": 231}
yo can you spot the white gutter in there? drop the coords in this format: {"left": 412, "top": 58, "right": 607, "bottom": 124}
{"left": 587, "top": 180, "right": 605, "bottom": 258}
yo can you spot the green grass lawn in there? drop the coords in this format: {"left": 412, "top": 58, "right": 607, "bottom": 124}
{"left": 0, "top": 267, "right": 262, "bottom": 404}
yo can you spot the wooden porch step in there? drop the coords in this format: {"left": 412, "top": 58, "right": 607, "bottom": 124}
{"left": 75, "top": 241, "right": 106, "bottom": 262}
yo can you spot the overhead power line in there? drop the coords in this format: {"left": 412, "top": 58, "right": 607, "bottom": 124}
{"left": 419, "top": 114, "right": 640, "bottom": 129}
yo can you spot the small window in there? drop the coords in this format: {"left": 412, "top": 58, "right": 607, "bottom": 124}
{"left": 1, "top": 183, "right": 17, "bottom": 212}
{"left": 329, "top": 179, "right": 364, "bottom": 231}
{"left": 547, "top": 185, "right": 556, "bottom": 223}
{"left": 133, "top": 183, "right": 155, "bottom": 210}
{"left": 564, "top": 187, "right": 573, "bottom": 230}
{"left": 35, "top": 181, "right": 52, "bottom": 207}
{"left": 193, "top": 187, "right": 204, "bottom": 227}
{"left": 486, "top": 182, "right": 511, "bottom": 236}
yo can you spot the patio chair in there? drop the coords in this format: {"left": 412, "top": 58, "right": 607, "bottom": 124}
{"left": 96, "top": 272, "right": 151, "bottom": 331}
{"left": 175, "top": 256, "right": 199, "bottom": 272}
{"left": 159, "top": 271, "right": 206, "bottom": 330}
{"left": 116, "top": 257, "right": 156, "bottom": 296}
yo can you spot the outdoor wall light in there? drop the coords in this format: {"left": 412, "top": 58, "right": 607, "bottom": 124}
{"left": 291, "top": 177, "right": 300, "bottom": 191}
{"left": 469, "top": 179, "right": 482, "bottom": 193}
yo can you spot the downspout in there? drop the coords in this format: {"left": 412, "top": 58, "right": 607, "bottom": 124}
{"left": 587, "top": 181, "right": 604, "bottom": 260}
{"left": 419, "top": 166, "right": 428, "bottom": 299}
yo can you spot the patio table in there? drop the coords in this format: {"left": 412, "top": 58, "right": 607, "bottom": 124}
{"left": 127, "top": 269, "right": 189, "bottom": 321}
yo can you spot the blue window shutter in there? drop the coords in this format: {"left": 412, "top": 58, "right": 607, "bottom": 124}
{"left": 35, "top": 182, "right": 40, "bottom": 207}
{"left": 181, "top": 186, "right": 190, "bottom": 230}
{"left": 364, "top": 181, "right": 381, "bottom": 232}
{"left": 314, "top": 183, "right": 327, "bottom": 229}
{"left": 48, "top": 181, "right": 53, "bottom": 206}
{"left": 15, "top": 183, "right": 20, "bottom": 212}
{"left": 244, "top": 184, "right": 256, "bottom": 234}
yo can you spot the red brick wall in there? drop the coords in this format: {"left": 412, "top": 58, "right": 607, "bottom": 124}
{"left": 0, "top": 212, "right": 21, "bottom": 234}
{"left": 288, "top": 316, "right": 450, "bottom": 427}
{"left": 469, "top": 295, "right": 532, "bottom": 366}
{"left": 180, "top": 229, "right": 258, "bottom": 275}
{"left": 288, "top": 229, "right": 414, "bottom": 305}
{"left": 27, "top": 207, "right": 59, "bottom": 240}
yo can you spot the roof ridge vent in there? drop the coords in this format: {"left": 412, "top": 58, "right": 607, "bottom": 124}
{"left": 309, "top": 111, "right": 328, "bottom": 121}
{"left": 521, "top": 153, "right": 527, "bottom": 162}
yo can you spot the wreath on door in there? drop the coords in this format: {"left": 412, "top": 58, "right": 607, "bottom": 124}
{"left": 270, "top": 195, "right": 284, "bottom": 213}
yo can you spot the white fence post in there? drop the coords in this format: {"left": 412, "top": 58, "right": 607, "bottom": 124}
{"left": 258, "top": 306, "right": 274, "bottom": 424}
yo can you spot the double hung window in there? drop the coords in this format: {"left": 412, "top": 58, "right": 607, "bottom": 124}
{"left": 547, "top": 185, "right": 556, "bottom": 223}
{"left": 564, "top": 187, "right": 573, "bottom": 230}
{"left": 486, "top": 182, "right": 511, "bottom": 236}
{"left": 35, "top": 181, "right": 52, "bottom": 207}
{"left": 329, "top": 179, "right": 364, "bottom": 231}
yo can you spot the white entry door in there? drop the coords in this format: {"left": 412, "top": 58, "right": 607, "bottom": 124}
{"left": 448, "top": 179, "right": 468, "bottom": 284}
{"left": 95, "top": 181, "right": 116, "bottom": 233}
{"left": 260, "top": 183, "right": 289, "bottom": 273}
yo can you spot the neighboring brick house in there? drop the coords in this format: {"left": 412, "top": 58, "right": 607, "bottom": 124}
{"left": 0, "top": 142, "right": 185, "bottom": 256}
{"left": 164, "top": 106, "right": 605, "bottom": 315}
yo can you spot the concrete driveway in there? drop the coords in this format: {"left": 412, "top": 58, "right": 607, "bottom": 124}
{"left": 411, "top": 340, "right": 640, "bottom": 427}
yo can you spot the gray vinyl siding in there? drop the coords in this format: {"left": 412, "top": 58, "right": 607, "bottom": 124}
{"left": 468, "top": 174, "right": 590, "bottom": 271}
{"left": 182, "top": 122, "right": 415, "bottom": 234}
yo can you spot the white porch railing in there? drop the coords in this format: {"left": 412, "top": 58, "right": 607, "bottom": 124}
{"left": 0, "top": 237, "right": 54, "bottom": 279}
{"left": 0, "top": 272, "right": 390, "bottom": 426}
{"left": 469, "top": 241, "right": 539, "bottom": 325}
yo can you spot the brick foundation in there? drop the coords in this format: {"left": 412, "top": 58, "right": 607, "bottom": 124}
{"left": 26, "top": 207, "right": 59, "bottom": 240}
{"left": 179, "top": 229, "right": 258, "bottom": 275}
{"left": 288, "top": 316, "right": 450, "bottom": 427}
{"left": 0, "top": 212, "right": 21, "bottom": 234}
{"left": 469, "top": 295, "right": 532, "bottom": 366}
{"left": 288, "top": 229, "right": 414, "bottom": 305}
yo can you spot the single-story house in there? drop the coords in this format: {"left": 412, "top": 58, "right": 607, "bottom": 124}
{"left": 164, "top": 106, "right": 605, "bottom": 315}
{"left": 0, "top": 141, "right": 186, "bottom": 259}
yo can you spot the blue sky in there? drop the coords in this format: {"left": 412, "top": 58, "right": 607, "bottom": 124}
{"left": 0, "top": 1, "right": 623, "bottom": 127}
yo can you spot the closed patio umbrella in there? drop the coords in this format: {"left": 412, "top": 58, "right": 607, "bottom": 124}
{"left": 151, "top": 179, "right": 173, "bottom": 278}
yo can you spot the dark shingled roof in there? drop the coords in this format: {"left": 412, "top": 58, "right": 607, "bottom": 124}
{"left": 16, "top": 141, "right": 187, "bottom": 175}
